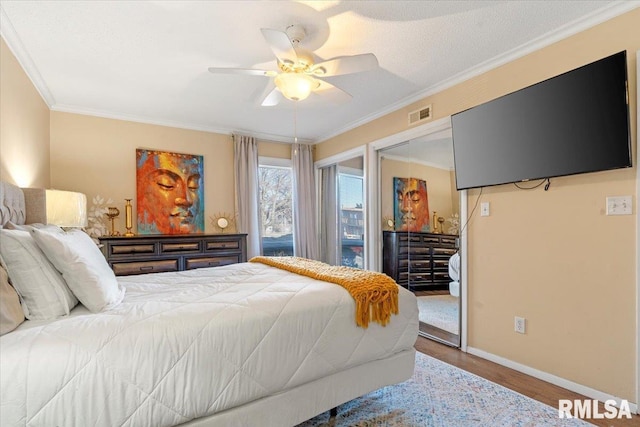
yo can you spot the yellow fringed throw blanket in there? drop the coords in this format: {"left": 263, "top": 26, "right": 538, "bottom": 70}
{"left": 250, "top": 256, "right": 399, "bottom": 328}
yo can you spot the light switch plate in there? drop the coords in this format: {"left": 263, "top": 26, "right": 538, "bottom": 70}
{"left": 606, "top": 196, "right": 632, "bottom": 215}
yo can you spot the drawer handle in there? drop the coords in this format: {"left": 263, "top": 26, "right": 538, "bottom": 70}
{"left": 140, "top": 266, "right": 154, "bottom": 271}
{"left": 207, "top": 261, "right": 221, "bottom": 267}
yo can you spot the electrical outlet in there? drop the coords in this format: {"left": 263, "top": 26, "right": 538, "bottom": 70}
{"left": 514, "top": 316, "right": 526, "bottom": 334}
{"left": 480, "top": 202, "right": 490, "bottom": 217}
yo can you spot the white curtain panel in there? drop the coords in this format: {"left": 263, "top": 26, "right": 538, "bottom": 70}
{"left": 292, "top": 143, "right": 319, "bottom": 260}
{"left": 233, "top": 135, "right": 262, "bottom": 258}
{"left": 319, "top": 165, "right": 339, "bottom": 265}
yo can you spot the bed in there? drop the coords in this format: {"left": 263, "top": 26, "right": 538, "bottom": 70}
{"left": 0, "top": 181, "right": 419, "bottom": 427}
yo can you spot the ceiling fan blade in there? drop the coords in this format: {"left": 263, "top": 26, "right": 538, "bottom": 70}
{"left": 260, "top": 83, "right": 283, "bottom": 107}
{"left": 314, "top": 79, "right": 352, "bottom": 104}
{"left": 260, "top": 28, "right": 298, "bottom": 66}
{"left": 310, "top": 53, "right": 378, "bottom": 77}
{"left": 208, "top": 67, "right": 277, "bottom": 77}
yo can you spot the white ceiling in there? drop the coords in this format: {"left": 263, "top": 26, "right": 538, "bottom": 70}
{"left": 1, "top": 1, "right": 637, "bottom": 143}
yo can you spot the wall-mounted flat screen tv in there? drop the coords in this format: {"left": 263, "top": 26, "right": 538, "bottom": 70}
{"left": 451, "top": 50, "right": 631, "bottom": 191}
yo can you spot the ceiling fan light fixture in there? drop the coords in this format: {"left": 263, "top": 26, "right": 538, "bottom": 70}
{"left": 274, "top": 72, "right": 316, "bottom": 101}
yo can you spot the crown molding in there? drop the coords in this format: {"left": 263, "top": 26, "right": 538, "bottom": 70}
{"left": 0, "top": 6, "right": 56, "bottom": 107}
{"left": 316, "top": 1, "right": 640, "bottom": 143}
{"left": 50, "top": 104, "right": 311, "bottom": 144}
{"left": 380, "top": 153, "right": 452, "bottom": 171}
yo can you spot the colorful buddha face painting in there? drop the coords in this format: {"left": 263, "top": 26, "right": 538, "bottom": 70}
{"left": 393, "top": 177, "right": 430, "bottom": 232}
{"left": 136, "top": 149, "right": 204, "bottom": 234}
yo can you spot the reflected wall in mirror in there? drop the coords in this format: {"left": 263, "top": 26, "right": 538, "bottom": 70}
{"left": 378, "top": 128, "right": 461, "bottom": 347}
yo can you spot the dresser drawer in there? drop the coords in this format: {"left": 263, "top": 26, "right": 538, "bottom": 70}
{"left": 399, "top": 246, "right": 431, "bottom": 256}
{"left": 112, "top": 259, "right": 179, "bottom": 276}
{"left": 440, "top": 236, "right": 458, "bottom": 246}
{"left": 110, "top": 244, "right": 156, "bottom": 256}
{"left": 398, "top": 234, "right": 422, "bottom": 245}
{"left": 206, "top": 240, "right": 240, "bottom": 251}
{"left": 400, "top": 271, "right": 433, "bottom": 283}
{"left": 409, "top": 259, "right": 431, "bottom": 271}
{"left": 433, "top": 271, "right": 451, "bottom": 281}
{"left": 433, "top": 247, "right": 457, "bottom": 256}
{"left": 185, "top": 255, "right": 241, "bottom": 270}
{"left": 432, "top": 259, "right": 449, "bottom": 269}
{"left": 161, "top": 242, "right": 200, "bottom": 253}
{"left": 409, "top": 272, "right": 432, "bottom": 283}
{"left": 408, "top": 246, "right": 431, "bottom": 256}
{"left": 420, "top": 235, "right": 441, "bottom": 244}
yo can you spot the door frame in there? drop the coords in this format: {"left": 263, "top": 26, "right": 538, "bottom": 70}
{"left": 366, "top": 116, "right": 469, "bottom": 351}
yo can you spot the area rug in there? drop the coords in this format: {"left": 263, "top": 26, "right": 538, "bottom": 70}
{"left": 297, "top": 352, "right": 591, "bottom": 427}
{"left": 417, "top": 295, "right": 459, "bottom": 335}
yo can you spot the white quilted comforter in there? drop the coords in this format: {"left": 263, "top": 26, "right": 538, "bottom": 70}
{"left": 1, "top": 262, "right": 418, "bottom": 427}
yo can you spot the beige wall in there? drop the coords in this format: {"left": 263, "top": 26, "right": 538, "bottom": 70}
{"left": 50, "top": 112, "right": 289, "bottom": 234}
{"left": 50, "top": 112, "right": 231, "bottom": 234}
{"left": 380, "top": 157, "right": 456, "bottom": 232}
{"left": 317, "top": 9, "right": 639, "bottom": 401}
{"left": 0, "top": 38, "right": 50, "bottom": 188}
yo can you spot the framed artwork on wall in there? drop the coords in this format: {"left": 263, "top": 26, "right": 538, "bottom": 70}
{"left": 393, "top": 177, "right": 430, "bottom": 232}
{"left": 136, "top": 149, "right": 204, "bottom": 234}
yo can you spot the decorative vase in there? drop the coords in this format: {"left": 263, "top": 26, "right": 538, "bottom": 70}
{"left": 124, "top": 199, "right": 135, "bottom": 237}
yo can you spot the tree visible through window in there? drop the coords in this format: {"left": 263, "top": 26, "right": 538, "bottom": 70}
{"left": 259, "top": 165, "right": 293, "bottom": 256}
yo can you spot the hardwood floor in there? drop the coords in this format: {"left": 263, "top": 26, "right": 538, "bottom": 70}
{"left": 415, "top": 336, "right": 639, "bottom": 426}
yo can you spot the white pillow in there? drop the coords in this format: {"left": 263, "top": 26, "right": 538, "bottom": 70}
{"left": 31, "top": 228, "right": 125, "bottom": 313}
{"left": 0, "top": 263, "right": 25, "bottom": 335}
{"left": 0, "top": 229, "right": 78, "bottom": 320}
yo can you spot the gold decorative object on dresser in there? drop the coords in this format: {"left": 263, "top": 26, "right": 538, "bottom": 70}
{"left": 123, "top": 198, "right": 135, "bottom": 237}
{"left": 99, "top": 233, "right": 247, "bottom": 276}
{"left": 382, "top": 231, "right": 458, "bottom": 291}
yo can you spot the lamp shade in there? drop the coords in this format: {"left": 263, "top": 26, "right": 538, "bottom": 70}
{"left": 22, "top": 188, "right": 88, "bottom": 227}
{"left": 274, "top": 73, "right": 316, "bottom": 101}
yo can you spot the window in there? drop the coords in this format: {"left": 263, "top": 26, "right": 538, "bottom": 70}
{"left": 259, "top": 158, "right": 293, "bottom": 256}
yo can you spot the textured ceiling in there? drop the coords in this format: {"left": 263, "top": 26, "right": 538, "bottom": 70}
{"left": 1, "top": 1, "right": 637, "bottom": 143}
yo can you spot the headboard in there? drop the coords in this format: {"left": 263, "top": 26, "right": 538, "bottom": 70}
{"left": 0, "top": 182, "right": 26, "bottom": 227}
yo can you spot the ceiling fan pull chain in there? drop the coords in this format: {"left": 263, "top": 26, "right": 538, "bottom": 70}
{"left": 294, "top": 102, "right": 298, "bottom": 144}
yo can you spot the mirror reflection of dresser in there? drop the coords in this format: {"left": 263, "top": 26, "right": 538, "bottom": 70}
{"left": 382, "top": 231, "right": 457, "bottom": 292}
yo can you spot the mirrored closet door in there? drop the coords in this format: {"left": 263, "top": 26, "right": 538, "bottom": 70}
{"left": 318, "top": 155, "right": 365, "bottom": 268}
{"left": 378, "top": 128, "right": 461, "bottom": 346}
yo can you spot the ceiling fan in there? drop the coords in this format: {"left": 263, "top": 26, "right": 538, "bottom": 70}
{"left": 208, "top": 24, "right": 379, "bottom": 106}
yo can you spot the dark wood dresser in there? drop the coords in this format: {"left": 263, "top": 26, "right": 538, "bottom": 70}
{"left": 382, "top": 231, "right": 458, "bottom": 291}
{"left": 99, "top": 233, "right": 247, "bottom": 276}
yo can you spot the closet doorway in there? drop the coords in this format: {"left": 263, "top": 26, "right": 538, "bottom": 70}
{"left": 371, "top": 119, "right": 463, "bottom": 347}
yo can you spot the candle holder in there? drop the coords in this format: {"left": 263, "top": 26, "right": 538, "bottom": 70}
{"left": 432, "top": 211, "right": 440, "bottom": 233}
{"left": 124, "top": 198, "right": 135, "bottom": 237}
{"left": 106, "top": 206, "right": 120, "bottom": 236}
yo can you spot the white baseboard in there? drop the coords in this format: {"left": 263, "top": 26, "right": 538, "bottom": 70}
{"left": 466, "top": 346, "right": 638, "bottom": 414}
